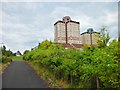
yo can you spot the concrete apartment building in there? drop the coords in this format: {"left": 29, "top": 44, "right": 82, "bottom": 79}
{"left": 54, "top": 16, "right": 80, "bottom": 44}
{"left": 80, "top": 31, "right": 100, "bottom": 46}
{"left": 54, "top": 16, "right": 100, "bottom": 48}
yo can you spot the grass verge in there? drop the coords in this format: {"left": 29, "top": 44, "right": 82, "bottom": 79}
{"left": 0, "top": 62, "right": 11, "bottom": 74}
{"left": 11, "top": 56, "right": 23, "bottom": 61}
{"left": 28, "top": 61, "right": 69, "bottom": 88}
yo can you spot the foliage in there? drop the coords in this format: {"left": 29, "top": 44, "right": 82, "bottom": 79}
{"left": 97, "top": 26, "right": 110, "bottom": 48}
{"left": 23, "top": 50, "right": 29, "bottom": 55}
{"left": 23, "top": 39, "right": 119, "bottom": 88}
{"left": 1, "top": 45, "right": 14, "bottom": 57}
{"left": 2, "top": 49, "right": 14, "bottom": 57}
{"left": 2, "top": 56, "right": 12, "bottom": 63}
{"left": 38, "top": 40, "right": 53, "bottom": 49}
{"left": 0, "top": 45, "right": 14, "bottom": 63}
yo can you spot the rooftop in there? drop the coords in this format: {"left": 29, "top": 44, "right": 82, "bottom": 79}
{"left": 54, "top": 16, "right": 79, "bottom": 25}
{"left": 81, "top": 31, "right": 100, "bottom": 35}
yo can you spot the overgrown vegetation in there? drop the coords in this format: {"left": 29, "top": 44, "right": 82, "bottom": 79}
{"left": 0, "top": 45, "right": 13, "bottom": 63}
{"left": 0, "top": 45, "right": 14, "bottom": 74}
{"left": 23, "top": 28, "right": 119, "bottom": 88}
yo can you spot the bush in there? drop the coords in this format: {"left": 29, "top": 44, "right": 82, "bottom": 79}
{"left": 23, "top": 40, "right": 119, "bottom": 88}
{"left": 2, "top": 56, "right": 12, "bottom": 63}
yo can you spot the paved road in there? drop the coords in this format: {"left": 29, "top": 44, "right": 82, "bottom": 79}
{"left": 2, "top": 61, "right": 49, "bottom": 88}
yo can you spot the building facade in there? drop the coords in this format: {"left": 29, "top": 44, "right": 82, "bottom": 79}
{"left": 54, "top": 16, "right": 81, "bottom": 44}
{"left": 15, "top": 51, "right": 22, "bottom": 56}
{"left": 54, "top": 16, "right": 100, "bottom": 48}
{"left": 80, "top": 29, "right": 100, "bottom": 46}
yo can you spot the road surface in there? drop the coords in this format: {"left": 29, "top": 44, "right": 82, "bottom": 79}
{"left": 2, "top": 61, "right": 49, "bottom": 88}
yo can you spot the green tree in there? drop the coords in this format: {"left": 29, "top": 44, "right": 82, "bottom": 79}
{"left": 97, "top": 26, "right": 110, "bottom": 48}
{"left": 23, "top": 50, "right": 29, "bottom": 55}
{"left": 38, "top": 40, "right": 53, "bottom": 49}
{"left": 1, "top": 45, "right": 13, "bottom": 63}
{"left": 1, "top": 45, "right": 6, "bottom": 51}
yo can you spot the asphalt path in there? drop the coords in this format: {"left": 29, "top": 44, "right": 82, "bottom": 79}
{"left": 2, "top": 61, "right": 49, "bottom": 88}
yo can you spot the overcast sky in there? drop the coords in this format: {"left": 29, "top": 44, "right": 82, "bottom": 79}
{"left": 1, "top": 0, "right": 119, "bottom": 53}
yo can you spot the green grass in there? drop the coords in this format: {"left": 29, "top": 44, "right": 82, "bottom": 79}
{"left": 11, "top": 56, "right": 23, "bottom": 61}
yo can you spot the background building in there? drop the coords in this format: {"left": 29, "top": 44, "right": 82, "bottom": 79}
{"left": 80, "top": 28, "right": 100, "bottom": 46}
{"left": 54, "top": 16, "right": 81, "bottom": 44}
{"left": 15, "top": 51, "right": 22, "bottom": 56}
